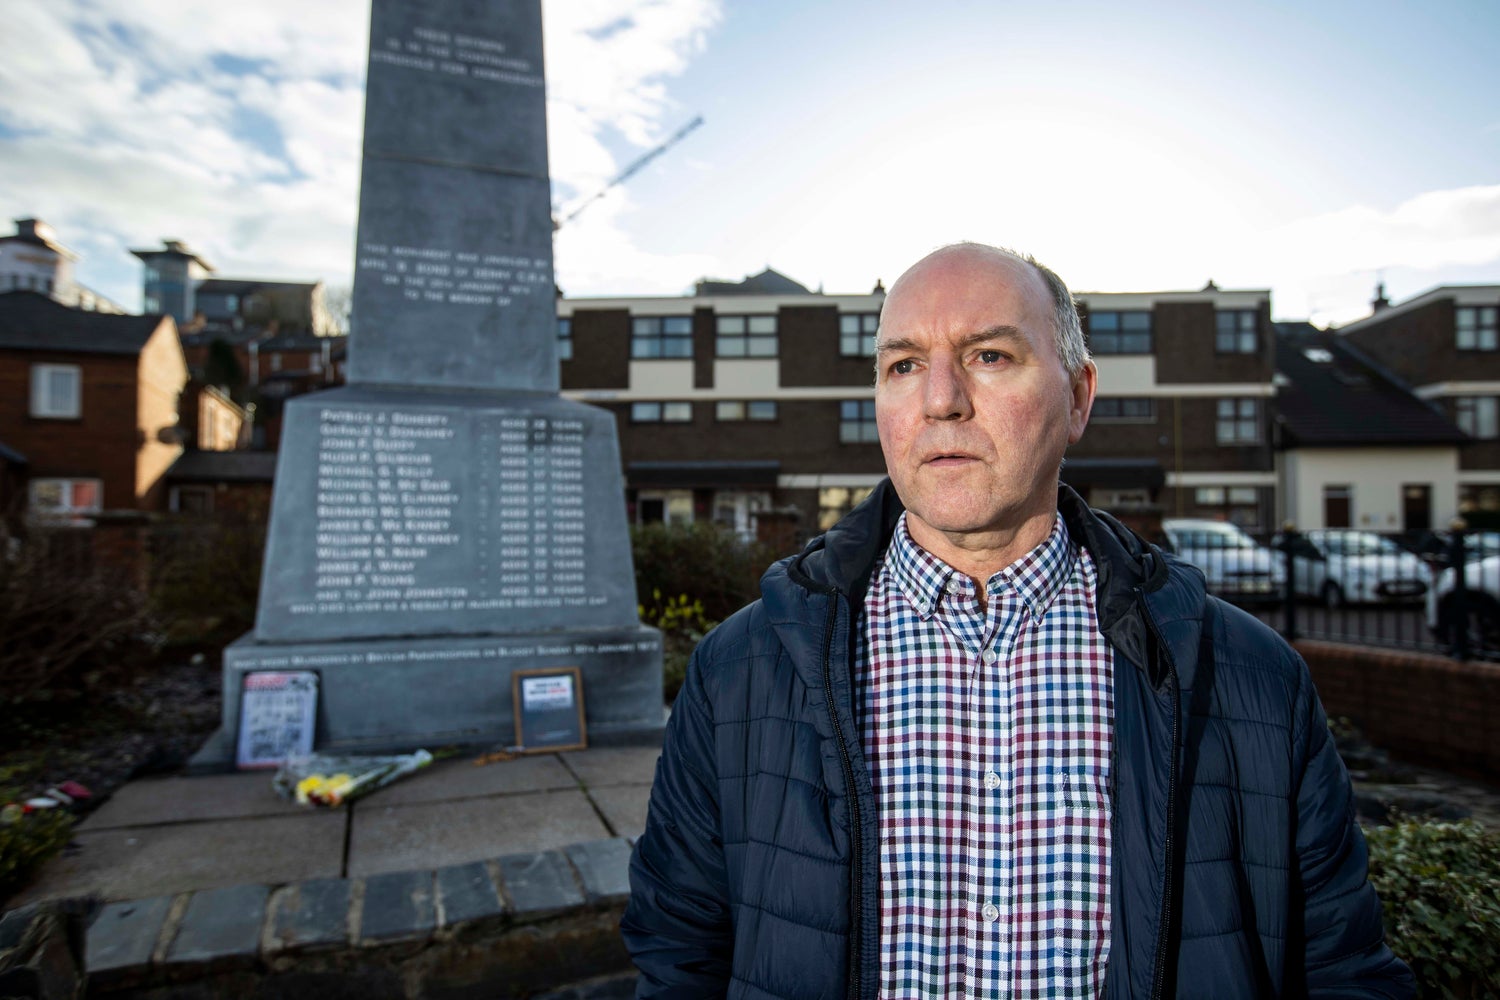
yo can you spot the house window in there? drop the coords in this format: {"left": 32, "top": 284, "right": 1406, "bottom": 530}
{"left": 632, "top": 316, "right": 693, "bottom": 358}
{"left": 631, "top": 401, "right": 692, "bottom": 423}
{"left": 715, "top": 400, "right": 778, "bottom": 421}
{"left": 637, "top": 490, "right": 693, "bottom": 525}
{"left": 29, "top": 363, "right": 81, "bottom": 418}
{"left": 839, "top": 399, "right": 879, "bottom": 443}
{"left": 28, "top": 478, "right": 102, "bottom": 518}
{"left": 1455, "top": 396, "right": 1499, "bottom": 439}
{"left": 1091, "top": 397, "right": 1156, "bottom": 422}
{"left": 1194, "top": 486, "right": 1261, "bottom": 529}
{"left": 1088, "top": 311, "right": 1152, "bottom": 354}
{"left": 1457, "top": 306, "right": 1499, "bottom": 351}
{"left": 819, "top": 485, "right": 875, "bottom": 531}
{"left": 171, "top": 485, "right": 214, "bottom": 514}
{"left": 1215, "top": 310, "right": 1258, "bottom": 354}
{"left": 1215, "top": 398, "right": 1261, "bottom": 444}
{"left": 716, "top": 315, "right": 777, "bottom": 357}
{"left": 840, "top": 313, "right": 879, "bottom": 357}
{"left": 1323, "top": 485, "right": 1352, "bottom": 528}
{"left": 557, "top": 317, "right": 573, "bottom": 361}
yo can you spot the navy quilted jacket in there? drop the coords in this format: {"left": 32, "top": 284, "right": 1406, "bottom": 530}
{"left": 623, "top": 481, "right": 1414, "bottom": 998}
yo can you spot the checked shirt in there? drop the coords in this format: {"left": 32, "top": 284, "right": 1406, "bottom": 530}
{"left": 857, "top": 513, "right": 1114, "bottom": 999}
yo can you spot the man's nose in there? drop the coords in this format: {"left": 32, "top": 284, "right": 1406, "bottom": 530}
{"left": 923, "top": 357, "right": 973, "bottom": 421}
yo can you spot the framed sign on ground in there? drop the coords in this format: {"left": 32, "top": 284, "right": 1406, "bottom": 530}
{"left": 512, "top": 666, "right": 586, "bottom": 753}
{"left": 236, "top": 670, "right": 319, "bottom": 769}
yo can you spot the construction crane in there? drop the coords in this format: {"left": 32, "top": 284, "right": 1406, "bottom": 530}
{"left": 553, "top": 115, "right": 704, "bottom": 229}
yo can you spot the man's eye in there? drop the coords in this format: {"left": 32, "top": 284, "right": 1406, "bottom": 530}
{"left": 977, "top": 350, "right": 1005, "bottom": 365}
{"left": 891, "top": 359, "right": 915, "bottom": 375}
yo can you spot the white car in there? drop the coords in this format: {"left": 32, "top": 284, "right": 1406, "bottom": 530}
{"left": 1276, "top": 529, "right": 1430, "bottom": 607}
{"left": 1427, "top": 555, "right": 1500, "bottom": 651}
{"left": 1160, "top": 519, "right": 1284, "bottom": 604}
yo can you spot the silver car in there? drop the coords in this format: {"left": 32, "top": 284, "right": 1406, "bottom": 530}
{"left": 1278, "top": 529, "right": 1430, "bottom": 607}
{"left": 1427, "top": 554, "right": 1500, "bottom": 652}
{"left": 1161, "top": 519, "right": 1284, "bottom": 604}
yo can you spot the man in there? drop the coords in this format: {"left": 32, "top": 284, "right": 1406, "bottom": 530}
{"left": 622, "top": 243, "right": 1413, "bottom": 998}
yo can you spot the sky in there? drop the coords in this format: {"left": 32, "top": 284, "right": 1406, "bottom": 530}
{"left": 1, "top": 0, "right": 1497, "bottom": 328}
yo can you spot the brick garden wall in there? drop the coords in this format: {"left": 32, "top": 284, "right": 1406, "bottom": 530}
{"left": 1297, "top": 639, "right": 1500, "bottom": 779}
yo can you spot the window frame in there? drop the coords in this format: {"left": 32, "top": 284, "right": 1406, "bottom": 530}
{"left": 1455, "top": 395, "right": 1499, "bottom": 439}
{"left": 29, "top": 363, "right": 82, "bottom": 419}
{"left": 28, "top": 477, "right": 103, "bottom": 518}
{"left": 1215, "top": 397, "right": 1262, "bottom": 445}
{"left": 715, "top": 314, "right": 778, "bottom": 358}
{"left": 839, "top": 313, "right": 879, "bottom": 357}
{"left": 1088, "top": 310, "right": 1153, "bottom": 355}
{"left": 715, "top": 400, "right": 779, "bottom": 422}
{"left": 838, "top": 399, "right": 879, "bottom": 444}
{"left": 1215, "top": 309, "right": 1259, "bottom": 354}
{"left": 1456, "top": 305, "right": 1499, "bottom": 351}
{"left": 631, "top": 315, "right": 694, "bottom": 360}
{"left": 630, "top": 400, "right": 693, "bottom": 424}
{"left": 1091, "top": 397, "right": 1157, "bottom": 423}
{"left": 557, "top": 316, "right": 573, "bottom": 361}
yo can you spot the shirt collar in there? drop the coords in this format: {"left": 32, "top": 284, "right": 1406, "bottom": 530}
{"left": 887, "top": 511, "right": 1076, "bottom": 622}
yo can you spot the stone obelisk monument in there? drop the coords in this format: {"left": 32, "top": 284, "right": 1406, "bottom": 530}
{"left": 193, "top": 0, "right": 663, "bottom": 768}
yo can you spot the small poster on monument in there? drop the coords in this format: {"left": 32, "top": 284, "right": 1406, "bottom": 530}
{"left": 513, "top": 666, "right": 587, "bottom": 752}
{"left": 236, "top": 671, "right": 319, "bottom": 769}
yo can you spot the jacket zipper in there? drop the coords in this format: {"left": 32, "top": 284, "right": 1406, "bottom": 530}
{"left": 821, "top": 594, "right": 864, "bottom": 1000}
{"left": 1142, "top": 589, "right": 1182, "bottom": 1000}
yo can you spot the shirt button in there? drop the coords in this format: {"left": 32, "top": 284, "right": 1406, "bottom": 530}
{"left": 982, "top": 648, "right": 998, "bottom": 665}
{"left": 944, "top": 578, "right": 961, "bottom": 594}
{"left": 981, "top": 903, "right": 999, "bottom": 922}
{"left": 983, "top": 771, "right": 1001, "bottom": 790}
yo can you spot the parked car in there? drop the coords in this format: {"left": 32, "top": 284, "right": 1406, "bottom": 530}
{"left": 1427, "top": 555, "right": 1500, "bottom": 652}
{"left": 1273, "top": 528, "right": 1430, "bottom": 607}
{"left": 1160, "top": 518, "right": 1283, "bottom": 604}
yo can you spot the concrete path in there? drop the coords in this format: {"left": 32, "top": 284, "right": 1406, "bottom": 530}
{"left": 14, "top": 745, "right": 658, "bottom": 907}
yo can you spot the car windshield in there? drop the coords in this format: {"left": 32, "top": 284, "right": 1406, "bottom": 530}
{"left": 1320, "top": 532, "right": 1401, "bottom": 556}
{"left": 1174, "top": 527, "right": 1256, "bottom": 550}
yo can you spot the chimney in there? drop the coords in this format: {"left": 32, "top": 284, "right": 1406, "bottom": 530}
{"left": 1372, "top": 282, "right": 1390, "bottom": 312}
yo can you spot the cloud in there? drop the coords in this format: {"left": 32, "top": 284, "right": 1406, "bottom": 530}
{"left": 0, "top": 0, "right": 721, "bottom": 307}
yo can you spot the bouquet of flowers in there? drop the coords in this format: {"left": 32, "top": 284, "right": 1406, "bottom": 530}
{"left": 273, "top": 749, "right": 433, "bottom": 807}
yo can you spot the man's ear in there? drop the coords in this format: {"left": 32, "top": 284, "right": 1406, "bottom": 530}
{"left": 1068, "top": 361, "right": 1097, "bottom": 444}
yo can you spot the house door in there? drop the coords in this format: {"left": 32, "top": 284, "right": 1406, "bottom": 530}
{"left": 1323, "top": 485, "right": 1352, "bottom": 528}
{"left": 1402, "top": 484, "right": 1432, "bottom": 533}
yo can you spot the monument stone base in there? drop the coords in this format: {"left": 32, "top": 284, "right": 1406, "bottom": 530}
{"left": 188, "top": 625, "right": 664, "bottom": 772}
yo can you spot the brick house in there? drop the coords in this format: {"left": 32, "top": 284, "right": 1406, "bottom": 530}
{"left": 0, "top": 290, "right": 186, "bottom": 520}
{"left": 1334, "top": 284, "right": 1500, "bottom": 518}
{"left": 559, "top": 269, "right": 1279, "bottom": 543}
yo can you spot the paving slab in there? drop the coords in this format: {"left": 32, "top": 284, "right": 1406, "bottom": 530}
{"left": 85, "top": 896, "right": 174, "bottom": 979}
{"left": 163, "top": 884, "right": 269, "bottom": 968}
{"left": 436, "top": 861, "right": 506, "bottom": 927}
{"left": 497, "top": 850, "right": 584, "bottom": 919}
{"left": 359, "top": 871, "right": 434, "bottom": 944}
{"left": 13, "top": 812, "right": 346, "bottom": 906}
{"left": 587, "top": 785, "right": 651, "bottom": 842}
{"left": 362, "top": 753, "right": 577, "bottom": 807}
{"left": 80, "top": 772, "right": 301, "bottom": 831}
{"left": 348, "top": 789, "right": 608, "bottom": 877}
{"left": 267, "top": 878, "right": 352, "bottom": 954}
{"left": 564, "top": 839, "right": 632, "bottom": 903}
{"left": 560, "top": 747, "right": 661, "bottom": 790}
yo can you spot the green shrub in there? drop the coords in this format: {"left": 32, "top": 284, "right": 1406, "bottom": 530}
{"left": 149, "top": 509, "right": 268, "bottom": 645}
{"left": 0, "top": 527, "right": 157, "bottom": 705}
{"left": 1365, "top": 818, "right": 1500, "bottom": 998}
{"left": 631, "top": 521, "right": 784, "bottom": 624}
{"left": 0, "top": 808, "right": 73, "bottom": 902}
{"left": 639, "top": 592, "right": 717, "bottom": 704}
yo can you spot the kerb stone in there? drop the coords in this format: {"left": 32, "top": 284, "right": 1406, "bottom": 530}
{"left": 497, "top": 850, "right": 584, "bottom": 920}
{"left": 267, "top": 878, "right": 351, "bottom": 954}
{"left": 436, "top": 861, "right": 507, "bottom": 929}
{"left": 359, "top": 871, "right": 435, "bottom": 945}
{"left": 162, "top": 884, "right": 269, "bottom": 969}
{"left": 85, "top": 896, "right": 172, "bottom": 980}
{"left": 564, "top": 839, "right": 633, "bottom": 904}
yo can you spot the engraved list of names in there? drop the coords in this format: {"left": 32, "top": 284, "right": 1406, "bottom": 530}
{"left": 296, "top": 406, "right": 601, "bottom": 622}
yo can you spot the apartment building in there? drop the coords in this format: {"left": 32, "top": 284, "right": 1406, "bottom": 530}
{"left": 559, "top": 269, "right": 1279, "bottom": 542}
{"left": 1335, "top": 285, "right": 1500, "bottom": 518}
{"left": 0, "top": 218, "right": 126, "bottom": 314}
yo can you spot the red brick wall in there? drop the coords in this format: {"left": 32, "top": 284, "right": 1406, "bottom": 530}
{"left": 1297, "top": 639, "right": 1500, "bottom": 778}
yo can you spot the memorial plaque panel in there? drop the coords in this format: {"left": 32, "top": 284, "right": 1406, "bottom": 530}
{"left": 349, "top": 161, "right": 556, "bottom": 392}
{"left": 256, "top": 387, "right": 635, "bottom": 641}
{"left": 363, "top": 0, "right": 548, "bottom": 176}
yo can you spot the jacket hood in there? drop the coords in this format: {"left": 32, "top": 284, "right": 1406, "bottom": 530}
{"left": 768, "top": 477, "right": 1199, "bottom": 687}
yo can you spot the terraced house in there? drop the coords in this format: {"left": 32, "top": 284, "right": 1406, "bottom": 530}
{"left": 558, "top": 268, "right": 1278, "bottom": 543}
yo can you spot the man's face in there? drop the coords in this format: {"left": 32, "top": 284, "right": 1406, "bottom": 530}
{"left": 875, "top": 247, "right": 1095, "bottom": 551}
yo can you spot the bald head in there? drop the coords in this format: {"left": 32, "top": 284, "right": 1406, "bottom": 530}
{"left": 881, "top": 243, "right": 1089, "bottom": 377}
